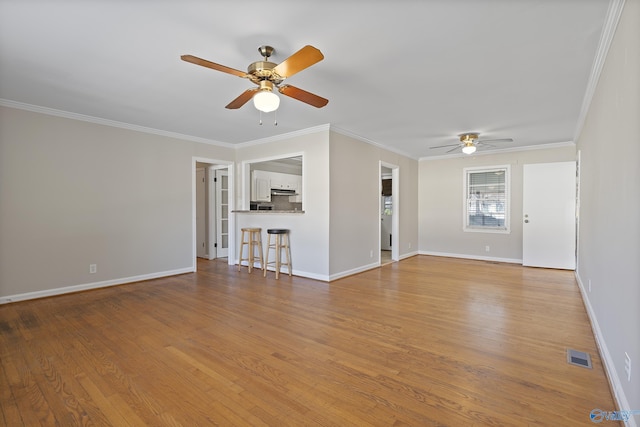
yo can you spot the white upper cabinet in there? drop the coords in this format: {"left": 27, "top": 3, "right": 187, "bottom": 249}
{"left": 251, "top": 170, "right": 302, "bottom": 202}
{"left": 251, "top": 170, "right": 271, "bottom": 202}
{"left": 269, "top": 172, "right": 297, "bottom": 190}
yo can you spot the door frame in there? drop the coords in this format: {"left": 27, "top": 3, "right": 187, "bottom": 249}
{"left": 192, "top": 157, "right": 235, "bottom": 271}
{"left": 575, "top": 150, "right": 581, "bottom": 269}
{"left": 379, "top": 161, "right": 400, "bottom": 263}
{"left": 196, "top": 167, "right": 208, "bottom": 259}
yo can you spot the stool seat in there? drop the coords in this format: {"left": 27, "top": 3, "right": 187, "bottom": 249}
{"left": 264, "top": 229, "right": 291, "bottom": 279}
{"left": 267, "top": 228, "right": 289, "bottom": 234}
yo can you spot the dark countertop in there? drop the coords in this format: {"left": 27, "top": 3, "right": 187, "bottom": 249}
{"left": 233, "top": 210, "right": 305, "bottom": 214}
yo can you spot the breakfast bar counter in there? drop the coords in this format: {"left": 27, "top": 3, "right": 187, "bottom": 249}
{"left": 232, "top": 210, "right": 305, "bottom": 214}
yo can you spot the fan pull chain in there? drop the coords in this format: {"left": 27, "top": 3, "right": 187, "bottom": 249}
{"left": 257, "top": 111, "right": 278, "bottom": 126}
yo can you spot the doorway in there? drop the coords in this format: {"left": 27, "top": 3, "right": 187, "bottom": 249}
{"left": 380, "top": 162, "right": 399, "bottom": 264}
{"left": 193, "top": 158, "right": 234, "bottom": 271}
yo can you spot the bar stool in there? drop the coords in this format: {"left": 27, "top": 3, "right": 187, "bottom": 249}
{"left": 264, "top": 229, "right": 292, "bottom": 279}
{"left": 238, "top": 228, "right": 264, "bottom": 273}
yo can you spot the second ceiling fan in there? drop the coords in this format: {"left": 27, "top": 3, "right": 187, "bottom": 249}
{"left": 181, "top": 45, "right": 328, "bottom": 112}
{"left": 431, "top": 133, "right": 514, "bottom": 154}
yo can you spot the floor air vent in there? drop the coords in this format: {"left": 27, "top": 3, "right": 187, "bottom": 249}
{"left": 567, "top": 349, "right": 592, "bottom": 369}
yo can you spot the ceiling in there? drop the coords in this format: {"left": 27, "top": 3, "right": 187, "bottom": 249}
{"left": 0, "top": 0, "right": 612, "bottom": 159}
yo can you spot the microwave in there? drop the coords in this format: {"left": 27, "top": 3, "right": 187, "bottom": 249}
{"left": 250, "top": 202, "right": 273, "bottom": 211}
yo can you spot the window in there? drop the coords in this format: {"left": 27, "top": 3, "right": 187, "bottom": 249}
{"left": 244, "top": 154, "right": 303, "bottom": 211}
{"left": 463, "top": 165, "right": 510, "bottom": 233}
{"left": 382, "top": 196, "right": 392, "bottom": 216}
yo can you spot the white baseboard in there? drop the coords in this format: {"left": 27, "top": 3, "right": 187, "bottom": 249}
{"left": 399, "top": 250, "right": 419, "bottom": 260}
{"left": 328, "top": 262, "right": 379, "bottom": 281}
{"left": 291, "top": 270, "right": 329, "bottom": 282}
{"left": 419, "top": 250, "right": 522, "bottom": 264}
{"left": 575, "top": 272, "right": 636, "bottom": 427}
{"left": 0, "top": 267, "right": 194, "bottom": 304}
{"left": 255, "top": 252, "right": 421, "bottom": 283}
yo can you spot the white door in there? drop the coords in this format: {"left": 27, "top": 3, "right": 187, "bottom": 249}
{"left": 196, "top": 168, "right": 207, "bottom": 258}
{"left": 523, "top": 162, "right": 576, "bottom": 269}
{"left": 215, "top": 169, "right": 229, "bottom": 258}
{"left": 381, "top": 195, "right": 392, "bottom": 250}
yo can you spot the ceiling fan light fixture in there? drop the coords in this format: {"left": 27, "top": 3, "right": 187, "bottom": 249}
{"left": 182, "top": 45, "right": 326, "bottom": 111}
{"left": 462, "top": 144, "right": 477, "bottom": 154}
{"left": 253, "top": 88, "right": 280, "bottom": 112}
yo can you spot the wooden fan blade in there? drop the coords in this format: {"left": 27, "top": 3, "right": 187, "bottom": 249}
{"left": 278, "top": 85, "right": 328, "bottom": 108}
{"left": 446, "top": 146, "right": 463, "bottom": 153}
{"left": 225, "top": 88, "right": 259, "bottom": 109}
{"left": 272, "top": 45, "right": 324, "bottom": 79}
{"left": 181, "top": 55, "right": 247, "bottom": 78}
{"left": 477, "top": 138, "right": 513, "bottom": 144}
{"left": 430, "top": 143, "right": 461, "bottom": 149}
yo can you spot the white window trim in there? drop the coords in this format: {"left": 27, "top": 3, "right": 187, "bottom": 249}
{"left": 463, "top": 165, "right": 511, "bottom": 234}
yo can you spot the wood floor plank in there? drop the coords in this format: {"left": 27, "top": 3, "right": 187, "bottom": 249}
{"left": 0, "top": 353, "right": 24, "bottom": 426}
{"left": 0, "top": 256, "right": 620, "bottom": 426}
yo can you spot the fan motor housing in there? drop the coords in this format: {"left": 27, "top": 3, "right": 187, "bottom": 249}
{"left": 460, "top": 133, "right": 479, "bottom": 143}
{"left": 247, "top": 61, "right": 282, "bottom": 83}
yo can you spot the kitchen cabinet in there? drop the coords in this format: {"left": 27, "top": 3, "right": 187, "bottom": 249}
{"left": 270, "top": 172, "right": 297, "bottom": 190}
{"left": 251, "top": 171, "right": 271, "bottom": 202}
{"left": 251, "top": 170, "right": 302, "bottom": 202}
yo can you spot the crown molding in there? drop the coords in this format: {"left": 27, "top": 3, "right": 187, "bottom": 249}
{"left": 0, "top": 98, "right": 579, "bottom": 162}
{"left": 0, "top": 98, "right": 234, "bottom": 148}
{"left": 235, "top": 123, "right": 331, "bottom": 148}
{"left": 329, "top": 125, "right": 416, "bottom": 159}
{"left": 0, "top": 98, "right": 406, "bottom": 157}
{"left": 572, "top": 0, "right": 626, "bottom": 141}
{"left": 237, "top": 123, "right": 417, "bottom": 159}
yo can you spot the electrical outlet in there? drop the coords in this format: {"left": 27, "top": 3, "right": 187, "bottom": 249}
{"left": 588, "top": 279, "right": 592, "bottom": 292}
{"left": 370, "top": 250, "right": 373, "bottom": 258}
{"left": 485, "top": 245, "right": 490, "bottom": 252}
{"left": 624, "top": 352, "right": 631, "bottom": 382}
{"left": 409, "top": 242, "right": 412, "bottom": 249}
{"left": 89, "top": 264, "right": 97, "bottom": 274}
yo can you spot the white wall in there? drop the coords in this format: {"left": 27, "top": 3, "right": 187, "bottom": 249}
{"left": 329, "top": 131, "right": 419, "bottom": 278}
{"left": 233, "top": 128, "right": 419, "bottom": 281}
{"left": 0, "top": 106, "right": 235, "bottom": 300}
{"left": 0, "top": 110, "right": 417, "bottom": 294}
{"left": 234, "top": 129, "right": 331, "bottom": 280}
{"left": 575, "top": 0, "right": 639, "bottom": 415}
{"left": 419, "top": 146, "right": 576, "bottom": 262}
{"left": 329, "top": 132, "right": 380, "bottom": 275}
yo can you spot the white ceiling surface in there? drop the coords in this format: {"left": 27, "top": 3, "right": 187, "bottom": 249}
{"left": 0, "top": 1, "right": 611, "bottom": 158}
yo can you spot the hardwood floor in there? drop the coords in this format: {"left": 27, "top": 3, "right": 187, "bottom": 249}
{"left": 0, "top": 256, "right": 618, "bottom": 426}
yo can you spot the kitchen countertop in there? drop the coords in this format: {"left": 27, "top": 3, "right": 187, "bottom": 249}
{"left": 233, "top": 210, "right": 305, "bottom": 214}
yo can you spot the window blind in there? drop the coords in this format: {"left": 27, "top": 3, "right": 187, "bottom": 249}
{"left": 466, "top": 169, "right": 507, "bottom": 229}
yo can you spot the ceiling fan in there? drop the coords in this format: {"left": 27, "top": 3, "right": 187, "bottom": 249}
{"left": 181, "top": 45, "right": 328, "bottom": 112}
{"left": 430, "top": 133, "right": 514, "bottom": 154}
